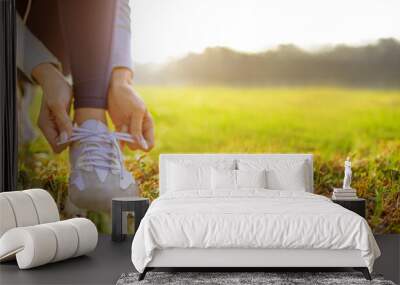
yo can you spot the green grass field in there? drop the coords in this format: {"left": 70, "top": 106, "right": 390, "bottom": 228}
{"left": 18, "top": 86, "right": 400, "bottom": 233}
{"left": 138, "top": 86, "right": 400, "bottom": 157}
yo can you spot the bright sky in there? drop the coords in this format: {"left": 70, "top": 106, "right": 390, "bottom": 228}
{"left": 132, "top": 0, "right": 400, "bottom": 64}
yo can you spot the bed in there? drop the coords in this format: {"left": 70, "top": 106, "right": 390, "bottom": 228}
{"left": 131, "top": 154, "right": 380, "bottom": 280}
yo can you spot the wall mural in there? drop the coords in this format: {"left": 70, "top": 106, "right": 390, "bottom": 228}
{"left": 16, "top": 0, "right": 399, "bottom": 234}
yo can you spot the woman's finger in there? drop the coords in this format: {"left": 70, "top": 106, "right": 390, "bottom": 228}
{"left": 51, "top": 102, "right": 73, "bottom": 138}
{"left": 128, "top": 108, "right": 147, "bottom": 151}
{"left": 37, "top": 103, "right": 66, "bottom": 153}
{"left": 118, "top": 125, "right": 129, "bottom": 149}
{"left": 142, "top": 111, "right": 155, "bottom": 151}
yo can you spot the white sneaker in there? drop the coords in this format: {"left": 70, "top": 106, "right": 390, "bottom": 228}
{"left": 64, "top": 120, "right": 138, "bottom": 212}
{"left": 63, "top": 195, "right": 87, "bottom": 218}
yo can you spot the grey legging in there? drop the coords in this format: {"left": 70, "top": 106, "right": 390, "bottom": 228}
{"left": 17, "top": 0, "right": 133, "bottom": 109}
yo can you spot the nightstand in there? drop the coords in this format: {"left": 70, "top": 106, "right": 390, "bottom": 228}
{"left": 332, "top": 198, "right": 366, "bottom": 218}
{"left": 112, "top": 197, "right": 150, "bottom": 242}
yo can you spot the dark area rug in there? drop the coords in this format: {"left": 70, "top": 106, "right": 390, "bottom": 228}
{"left": 116, "top": 272, "right": 395, "bottom": 285}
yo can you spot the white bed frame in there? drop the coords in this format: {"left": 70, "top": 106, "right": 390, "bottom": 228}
{"left": 140, "top": 154, "right": 370, "bottom": 280}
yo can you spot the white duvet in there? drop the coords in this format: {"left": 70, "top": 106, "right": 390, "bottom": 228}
{"left": 131, "top": 190, "right": 380, "bottom": 273}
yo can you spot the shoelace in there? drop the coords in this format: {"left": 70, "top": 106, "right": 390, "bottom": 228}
{"left": 59, "top": 127, "right": 134, "bottom": 178}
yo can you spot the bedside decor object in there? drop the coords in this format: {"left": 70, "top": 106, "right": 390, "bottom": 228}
{"left": 332, "top": 187, "right": 358, "bottom": 200}
{"left": 343, "top": 157, "right": 352, "bottom": 189}
{"left": 332, "top": 157, "right": 358, "bottom": 200}
{"left": 331, "top": 198, "right": 366, "bottom": 218}
{"left": 112, "top": 197, "right": 150, "bottom": 242}
{"left": 0, "top": 189, "right": 98, "bottom": 269}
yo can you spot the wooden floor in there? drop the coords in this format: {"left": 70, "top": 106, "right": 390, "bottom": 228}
{"left": 0, "top": 234, "right": 398, "bottom": 285}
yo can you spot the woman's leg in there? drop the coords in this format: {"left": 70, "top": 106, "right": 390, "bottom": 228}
{"left": 57, "top": 0, "right": 134, "bottom": 125}
{"left": 57, "top": 0, "right": 114, "bottom": 124}
{"left": 57, "top": 0, "right": 138, "bottom": 213}
{"left": 20, "top": 0, "right": 70, "bottom": 75}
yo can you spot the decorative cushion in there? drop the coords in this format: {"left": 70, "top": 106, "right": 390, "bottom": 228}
{"left": 236, "top": 169, "right": 267, "bottom": 189}
{"left": 0, "top": 218, "right": 97, "bottom": 269}
{"left": 211, "top": 169, "right": 236, "bottom": 190}
{"left": 167, "top": 163, "right": 211, "bottom": 191}
{"left": 167, "top": 160, "right": 235, "bottom": 191}
{"left": 0, "top": 196, "right": 17, "bottom": 237}
{"left": 211, "top": 169, "right": 268, "bottom": 190}
{"left": 65, "top": 218, "right": 98, "bottom": 257}
{"left": 24, "top": 188, "right": 60, "bottom": 224}
{"left": 0, "top": 225, "right": 57, "bottom": 268}
{"left": 0, "top": 189, "right": 59, "bottom": 236}
{"left": 42, "top": 221, "right": 78, "bottom": 262}
{"left": 238, "top": 159, "right": 308, "bottom": 191}
{"left": 0, "top": 189, "right": 98, "bottom": 269}
{"left": 0, "top": 191, "right": 40, "bottom": 227}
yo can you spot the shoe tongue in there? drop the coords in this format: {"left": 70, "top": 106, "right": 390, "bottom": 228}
{"left": 77, "top": 120, "right": 111, "bottom": 183}
{"left": 79, "top": 119, "right": 108, "bottom": 132}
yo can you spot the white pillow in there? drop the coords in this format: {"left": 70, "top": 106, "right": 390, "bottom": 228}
{"left": 211, "top": 168, "right": 236, "bottom": 190}
{"left": 237, "top": 159, "right": 308, "bottom": 191}
{"left": 211, "top": 169, "right": 268, "bottom": 190}
{"left": 166, "top": 159, "right": 236, "bottom": 192}
{"left": 236, "top": 169, "right": 267, "bottom": 189}
{"left": 267, "top": 167, "right": 306, "bottom": 191}
{"left": 167, "top": 163, "right": 211, "bottom": 191}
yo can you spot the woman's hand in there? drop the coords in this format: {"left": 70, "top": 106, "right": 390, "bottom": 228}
{"left": 108, "top": 68, "right": 154, "bottom": 151}
{"left": 32, "top": 63, "right": 73, "bottom": 153}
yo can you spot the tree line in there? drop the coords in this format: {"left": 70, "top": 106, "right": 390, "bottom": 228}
{"left": 135, "top": 38, "right": 400, "bottom": 87}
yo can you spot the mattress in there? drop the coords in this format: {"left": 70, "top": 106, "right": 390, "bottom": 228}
{"left": 131, "top": 190, "right": 380, "bottom": 273}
